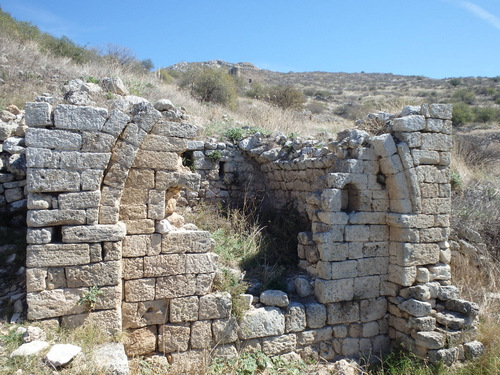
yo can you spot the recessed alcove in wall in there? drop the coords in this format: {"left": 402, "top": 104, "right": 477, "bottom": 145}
{"left": 341, "top": 183, "right": 361, "bottom": 213}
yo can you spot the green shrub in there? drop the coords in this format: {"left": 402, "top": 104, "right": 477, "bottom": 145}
{"left": 473, "top": 106, "right": 500, "bottom": 123}
{"left": 451, "top": 88, "right": 476, "bottom": 104}
{"left": 267, "top": 85, "right": 305, "bottom": 110}
{"left": 449, "top": 78, "right": 462, "bottom": 87}
{"left": 208, "top": 150, "right": 222, "bottom": 163}
{"left": 245, "top": 81, "right": 267, "bottom": 99}
{"left": 180, "top": 67, "right": 238, "bottom": 108}
{"left": 452, "top": 102, "right": 473, "bottom": 126}
{"left": 306, "top": 101, "right": 328, "bottom": 114}
{"left": 158, "top": 69, "right": 174, "bottom": 84}
{"left": 224, "top": 127, "right": 244, "bottom": 142}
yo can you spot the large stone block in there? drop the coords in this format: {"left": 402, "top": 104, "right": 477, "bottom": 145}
{"left": 122, "top": 234, "right": 161, "bottom": 257}
{"left": 399, "top": 298, "right": 432, "bottom": 317}
{"left": 262, "top": 334, "right": 297, "bottom": 356}
{"left": 66, "top": 261, "right": 121, "bottom": 288}
{"left": 297, "top": 327, "right": 333, "bottom": 345}
{"left": 144, "top": 254, "right": 186, "bottom": 277}
{"left": 305, "top": 302, "right": 326, "bottom": 329}
{"left": 213, "top": 317, "right": 239, "bottom": 344}
{"left": 314, "top": 278, "right": 354, "bottom": 304}
{"left": 132, "top": 150, "right": 179, "bottom": 170}
{"left": 124, "top": 278, "right": 156, "bottom": 302}
{"left": 327, "top": 301, "right": 359, "bottom": 324}
{"left": 285, "top": 302, "right": 306, "bottom": 333}
{"left": 360, "top": 297, "right": 387, "bottom": 322}
{"left": 102, "top": 109, "right": 130, "bottom": 136}
{"left": 161, "top": 230, "right": 214, "bottom": 254}
{"left": 239, "top": 307, "right": 285, "bottom": 340}
{"left": 151, "top": 119, "right": 198, "bottom": 138}
{"left": 25, "top": 102, "right": 52, "bottom": 126}
{"left": 158, "top": 324, "right": 191, "bottom": 353}
{"left": 185, "top": 253, "right": 218, "bottom": 274}
{"left": 27, "top": 169, "right": 80, "bottom": 193}
{"left": 62, "top": 223, "right": 126, "bottom": 243}
{"left": 142, "top": 134, "right": 188, "bottom": 152}
{"left": 156, "top": 274, "right": 196, "bottom": 298}
{"left": 386, "top": 214, "right": 435, "bottom": 229}
{"left": 27, "top": 288, "right": 88, "bottom": 319}
{"left": 122, "top": 300, "right": 168, "bottom": 329}
{"left": 391, "top": 115, "right": 425, "bottom": 132}
{"left": 390, "top": 242, "right": 440, "bottom": 266}
{"left": 354, "top": 276, "right": 380, "bottom": 299}
{"left": 191, "top": 320, "right": 213, "bottom": 349}
{"left": 54, "top": 104, "right": 108, "bottom": 131}
{"left": 317, "top": 242, "right": 348, "bottom": 262}
{"left": 123, "top": 219, "right": 155, "bottom": 234}
{"left": 170, "top": 296, "right": 199, "bottom": 322}
{"left": 124, "top": 326, "right": 157, "bottom": 356}
{"left": 61, "top": 309, "right": 122, "bottom": 334}
{"left": 199, "top": 292, "right": 232, "bottom": 320}
{"left": 26, "top": 244, "right": 89, "bottom": 267}
{"left": 370, "top": 134, "right": 397, "bottom": 157}
{"left": 58, "top": 191, "right": 101, "bottom": 209}
{"left": 388, "top": 264, "right": 416, "bottom": 286}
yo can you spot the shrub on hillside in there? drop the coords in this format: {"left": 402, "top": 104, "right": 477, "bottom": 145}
{"left": 245, "top": 82, "right": 267, "bottom": 99}
{"left": 180, "top": 67, "right": 238, "bottom": 108}
{"left": 267, "top": 85, "right": 305, "bottom": 110}
{"left": 452, "top": 102, "right": 473, "bottom": 126}
{"left": 451, "top": 88, "right": 476, "bottom": 104}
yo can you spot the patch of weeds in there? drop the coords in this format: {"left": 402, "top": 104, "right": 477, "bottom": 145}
{"left": 208, "top": 150, "right": 222, "bottom": 163}
{"left": 213, "top": 268, "right": 248, "bottom": 319}
{"left": 0, "top": 325, "right": 24, "bottom": 352}
{"left": 81, "top": 76, "right": 99, "bottom": 84}
{"left": 224, "top": 127, "right": 244, "bottom": 142}
{"left": 105, "top": 92, "right": 115, "bottom": 100}
{"left": 77, "top": 286, "right": 103, "bottom": 311}
{"left": 128, "top": 81, "right": 154, "bottom": 96}
{"left": 450, "top": 170, "right": 463, "bottom": 191}
{"left": 370, "top": 350, "right": 442, "bottom": 375}
{"left": 208, "top": 351, "right": 306, "bottom": 375}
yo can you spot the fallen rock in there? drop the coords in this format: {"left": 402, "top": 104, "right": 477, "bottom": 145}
{"left": 93, "top": 343, "right": 129, "bottom": 375}
{"left": 23, "top": 326, "right": 46, "bottom": 343}
{"left": 101, "top": 77, "right": 129, "bottom": 96}
{"left": 45, "top": 343, "right": 82, "bottom": 367}
{"left": 10, "top": 340, "right": 49, "bottom": 357}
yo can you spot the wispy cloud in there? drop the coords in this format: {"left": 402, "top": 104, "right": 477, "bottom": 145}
{"left": 460, "top": 1, "right": 500, "bottom": 30}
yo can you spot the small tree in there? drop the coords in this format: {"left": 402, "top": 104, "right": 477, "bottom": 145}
{"left": 267, "top": 85, "right": 305, "bottom": 110}
{"left": 180, "top": 68, "right": 238, "bottom": 108}
{"left": 451, "top": 102, "right": 473, "bottom": 126}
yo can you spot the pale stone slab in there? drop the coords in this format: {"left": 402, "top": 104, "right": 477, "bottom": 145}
{"left": 155, "top": 274, "right": 196, "bottom": 298}
{"left": 151, "top": 119, "right": 198, "bottom": 138}
{"left": 327, "top": 301, "right": 359, "bottom": 324}
{"left": 45, "top": 344, "right": 82, "bottom": 367}
{"left": 399, "top": 299, "right": 432, "bottom": 317}
{"left": 93, "top": 343, "right": 130, "bottom": 375}
{"left": 58, "top": 191, "right": 101, "bottom": 209}
{"left": 297, "top": 327, "right": 333, "bottom": 345}
{"left": 191, "top": 320, "right": 213, "bottom": 349}
{"left": 185, "top": 253, "right": 218, "bottom": 274}
{"left": 26, "top": 244, "right": 89, "bottom": 267}
{"left": 124, "top": 326, "right": 157, "bottom": 356}
{"left": 212, "top": 317, "right": 239, "bottom": 344}
{"left": 54, "top": 104, "right": 107, "bottom": 131}
{"left": 162, "top": 230, "right": 213, "bottom": 253}
{"left": 285, "top": 302, "right": 306, "bottom": 333}
{"left": 61, "top": 309, "right": 122, "bottom": 334}
{"left": 124, "top": 278, "right": 155, "bottom": 302}
{"left": 10, "top": 340, "right": 49, "bottom": 357}
{"left": 305, "top": 302, "right": 326, "bottom": 329}
{"left": 102, "top": 109, "right": 130, "bottom": 136}
{"left": 25, "top": 102, "right": 52, "bottom": 126}
{"left": 391, "top": 115, "right": 425, "bottom": 132}
{"left": 62, "top": 223, "right": 126, "bottom": 243}
{"left": 260, "top": 290, "right": 289, "bottom": 307}
{"left": 315, "top": 278, "right": 354, "bottom": 304}
{"left": 239, "top": 307, "right": 285, "bottom": 340}
{"left": 27, "top": 288, "right": 88, "bottom": 319}
{"left": 142, "top": 134, "right": 188, "bottom": 152}
{"left": 27, "top": 169, "right": 80, "bottom": 193}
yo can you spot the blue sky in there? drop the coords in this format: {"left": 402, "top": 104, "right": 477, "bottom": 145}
{"left": 1, "top": 0, "right": 500, "bottom": 78}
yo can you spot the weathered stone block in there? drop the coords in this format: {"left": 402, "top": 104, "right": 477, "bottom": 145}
{"left": 27, "top": 169, "right": 80, "bottom": 193}
{"left": 58, "top": 191, "right": 101, "bottom": 210}
{"left": 144, "top": 254, "right": 186, "bottom": 277}
{"left": 260, "top": 290, "right": 289, "bottom": 307}
{"left": 156, "top": 274, "right": 196, "bottom": 298}
{"left": 123, "top": 219, "right": 155, "bottom": 234}
{"left": 416, "top": 331, "right": 445, "bottom": 349}
{"left": 26, "top": 244, "right": 89, "bottom": 267}
{"left": 123, "top": 234, "right": 161, "bottom": 257}
{"left": 124, "top": 278, "right": 155, "bottom": 302}
{"left": 315, "top": 278, "right": 354, "bottom": 304}
{"left": 191, "top": 320, "right": 213, "bottom": 349}
{"left": 388, "top": 264, "right": 416, "bottom": 286}
{"left": 102, "top": 109, "right": 129, "bottom": 136}
{"left": 185, "top": 253, "right": 218, "bottom": 274}
{"left": 170, "top": 296, "right": 199, "bottom": 322}
{"left": 151, "top": 120, "right": 198, "bottom": 138}
{"left": 305, "top": 303, "right": 327, "bottom": 329}
{"left": 26, "top": 268, "right": 47, "bottom": 292}
{"left": 26, "top": 227, "right": 53, "bottom": 244}
{"left": 54, "top": 104, "right": 107, "bottom": 131}
{"left": 27, "top": 288, "right": 88, "bottom": 319}
{"left": 370, "top": 134, "right": 397, "bottom": 157}
{"left": 345, "top": 225, "right": 370, "bottom": 242}
{"left": 390, "top": 242, "right": 440, "bottom": 266}
{"left": 122, "top": 257, "right": 144, "bottom": 280}
{"left": 158, "top": 324, "right": 191, "bottom": 353}
{"left": 317, "top": 242, "right": 348, "bottom": 262}
{"left": 162, "top": 230, "right": 213, "bottom": 254}
{"left": 239, "top": 307, "right": 285, "bottom": 340}
{"left": 285, "top": 302, "right": 306, "bottom": 333}
{"left": 399, "top": 299, "right": 432, "bottom": 317}
{"left": 61, "top": 309, "right": 121, "bottom": 334}
{"left": 62, "top": 223, "right": 126, "bottom": 243}
{"left": 199, "top": 292, "right": 232, "bottom": 320}
{"left": 360, "top": 297, "right": 387, "bottom": 322}
{"left": 124, "top": 326, "right": 157, "bottom": 356}
{"left": 25, "top": 102, "right": 52, "bottom": 126}
{"left": 213, "top": 317, "right": 239, "bottom": 344}
{"left": 66, "top": 261, "right": 121, "bottom": 288}
{"left": 132, "top": 150, "right": 179, "bottom": 170}
{"left": 297, "top": 327, "right": 333, "bottom": 345}
{"left": 392, "top": 115, "right": 425, "bottom": 132}
{"left": 262, "top": 334, "right": 297, "bottom": 356}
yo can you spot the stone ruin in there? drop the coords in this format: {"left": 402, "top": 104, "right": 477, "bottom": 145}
{"left": 0, "top": 96, "right": 484, "bottom": 371}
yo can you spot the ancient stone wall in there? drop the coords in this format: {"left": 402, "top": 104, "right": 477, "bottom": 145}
{"left": 21, "top": 99, "right": 483, "bottom": 368}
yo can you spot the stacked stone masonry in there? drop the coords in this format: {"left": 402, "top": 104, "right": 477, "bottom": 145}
{"left": 21, "top": 99, "right": 482, "bottom": 368}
